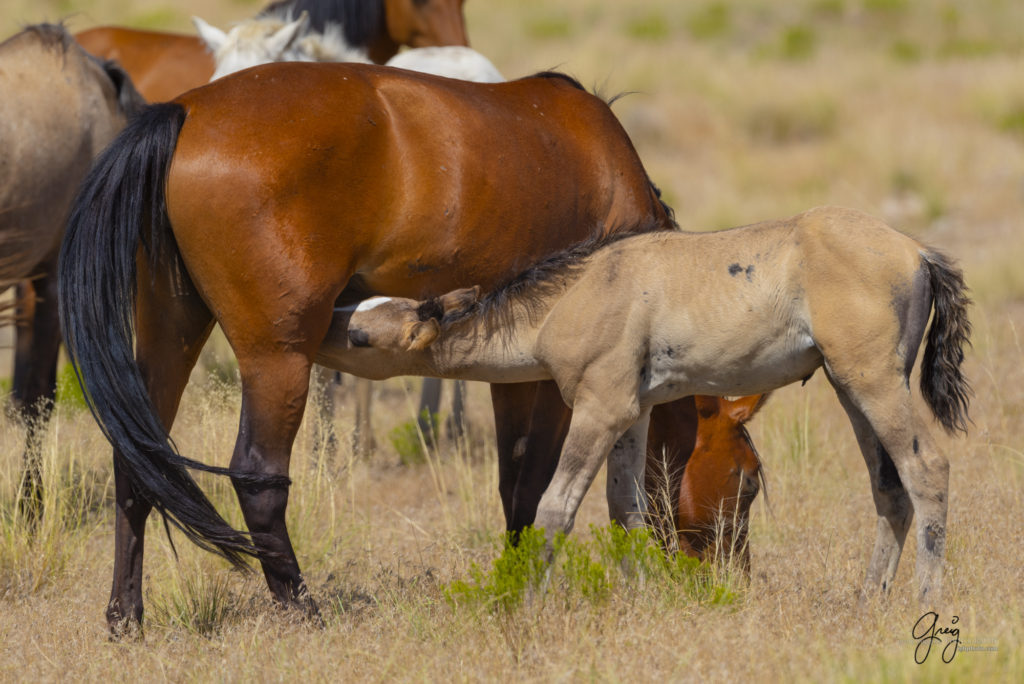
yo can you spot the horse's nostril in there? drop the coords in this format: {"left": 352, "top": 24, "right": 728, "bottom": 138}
{"left": 348, "top": 328, "right": 370, "bottom": 347}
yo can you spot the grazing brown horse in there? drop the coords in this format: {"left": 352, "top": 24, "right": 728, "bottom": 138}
{"left": 340, "top": 207, "right": 971, "bottom": 603}
{"left": 74, "top": 0, "right": 469, "bottom": 101}
{"left": 59, "top": 62, "right": 700, "bottom": 631}
{"left": 646, "top": 395, "right": 769, "bottom": 571}
{"left": 0, "top": 24, "right": 142, "bottom": 517}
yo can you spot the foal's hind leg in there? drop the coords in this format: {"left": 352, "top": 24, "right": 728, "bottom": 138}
{"left": 828, "top": 369, "right": 949, "bottom": 603}
{"left": 607, "top": 407, "right": 652, "bottom": 531}
{"left": 832, "top": 387, "right": 912, "bottom": 595}
{"left": 107, "top": 260, "right": 214, "bottom": 633}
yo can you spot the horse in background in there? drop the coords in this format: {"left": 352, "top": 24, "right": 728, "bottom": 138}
{"left": 0, "top": 24, "right": 143, "bottom": 517}
{"left": 646, "top": 395, "right": 769, "bottom": 572}
{"left": 74, "top": 0, "right": 469, "bottom": 101}
{"left": 193, "top": 12, "right": 502, "bottom": 83}
{"left": 339, "top": 206, "right": 971, "bottom": 603}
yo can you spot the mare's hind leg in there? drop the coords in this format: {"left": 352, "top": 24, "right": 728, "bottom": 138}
{"left": 11, "top": 273, "right": 61, "bottom": 519}
{"left": 831, "top": 387, "right": 912, "bottom": 595}
{"left": 606, "top": 407, "right": 652, "bottom": 531}
{"left": 231, "top": 349, "right": 317, "bottom": 613}
{"left": 108, "top": 260, "right": 214, "bottom": 632}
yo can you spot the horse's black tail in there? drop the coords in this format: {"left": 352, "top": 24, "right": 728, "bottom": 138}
{"left": 58, "top": 103, "right": 281, "bottom": 568}
{"left": 919, "top": 249, "right": 973, "bottom": 434}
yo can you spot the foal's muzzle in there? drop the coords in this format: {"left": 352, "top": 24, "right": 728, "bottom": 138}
{"left": 348, "top": 328, "right": 370, "bottom": 347}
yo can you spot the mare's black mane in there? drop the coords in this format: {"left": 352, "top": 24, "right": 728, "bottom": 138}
{"left": 262, "top": 0, "right": 384, "bottom": 47}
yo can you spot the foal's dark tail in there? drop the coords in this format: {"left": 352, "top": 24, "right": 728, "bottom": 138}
{"left": 58, "top": 103, "right": 279, "bottom": 568}
{"left": 919, "top": 249, "right": 972, "bottom": 434}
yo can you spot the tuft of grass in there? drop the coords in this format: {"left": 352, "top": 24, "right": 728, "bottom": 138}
{"left": 387, "top": 409, "right": 440, "bottom": 465}
{"left": 746, "top": 96, "right": 837, "bottom": 145}
{"left": 55, "top": 363, "right": 87, "bottom": 410}
{"left": 889, "top": 39, "right": 922, "bottom": 62}
{"left": 685, "top": 3, "right": 731, "bottom": 41}
{"left": 148, "top": 562, "right": 248, "bottom": 637}
{"left": 525, "top": 15, "right": 572, "bottom": 40}
{"left": 445, "top": 525, "right": 741, "bottom": 615}
{"left": 626, "top": 12, "right": 670, "bottom": 41}
{"left": 778, "top": 24, "right": 817, "bottom": 61}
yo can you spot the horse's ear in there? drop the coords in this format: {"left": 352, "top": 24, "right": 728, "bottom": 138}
{"left": 722, "top": 393, "right": 771, "bottom": 424}
{"left": 267, "top": 11, "right": 309, "bottom": 54}
{"left": 192, "top": 16, "right": 227, "bottom": 52}
{"left": 693, "top": 395, "right": 721, "bottom": 420}
{"left": 403, "top": 319, "right": 440, "bottom": 351}
{"left": 439, "top": 285, "right": 480, "bottom": 317}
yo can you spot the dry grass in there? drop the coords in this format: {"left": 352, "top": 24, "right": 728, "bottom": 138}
{"left": 2, "top": 0, "right": 1023, "bottom": 680}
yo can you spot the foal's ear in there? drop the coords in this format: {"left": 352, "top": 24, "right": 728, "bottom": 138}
{"left": 192, "top": 16, "right": 227, "bottom": 52}
{"left": 440, "top": 286, "right": 481, "bottom": 317}
{"left": 693, "top": 395, "right": 722, "bottom": 420}
{"left": 403, "top": 319, "right": 440, "bottom": 351}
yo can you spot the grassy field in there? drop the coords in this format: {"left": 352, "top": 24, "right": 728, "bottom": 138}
{"left": 2, "top": 0, "right": 1022, "bottom": 680}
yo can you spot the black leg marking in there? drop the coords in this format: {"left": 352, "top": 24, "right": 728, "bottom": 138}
{"left": 877, "top": 444, "right": 904, "bottom": 492}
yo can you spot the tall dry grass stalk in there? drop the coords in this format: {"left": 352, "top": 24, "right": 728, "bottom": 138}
{"left": 1, "top": 0, "right": 1022, "bottom": 679}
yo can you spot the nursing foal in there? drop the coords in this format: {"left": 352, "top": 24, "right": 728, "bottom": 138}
{"left": 329, "top": 206, "right": 971, "bottom": 603}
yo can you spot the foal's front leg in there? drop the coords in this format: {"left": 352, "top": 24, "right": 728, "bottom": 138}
{"left": 606, "top": 407, "right": 652, "bottom": 531}
{"left": 533, "top": 393, "right": 640, "bottom": 547}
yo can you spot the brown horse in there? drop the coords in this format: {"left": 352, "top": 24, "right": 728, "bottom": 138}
{"left": 0, "top": 24, "right": 142, "bottom": 517}
{"left": 646, "top": 395, "right": 769, "bottom": 572}
{"left": 58, "top": 62, "right": 698, "bottom": 631}
{"left": 74, "top": 0, "right": 469, "bottom": 101}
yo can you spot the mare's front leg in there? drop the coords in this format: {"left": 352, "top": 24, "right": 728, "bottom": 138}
{"left": 107, "top": 260, "right": 213, "bottom": 634}
{"left": 606, "top": 407, "right": 652, "bottom": 531}
{"left": 490, "top": 382, "right": 538, "bottom": 528}
{"left": 507, "top": 380, "right": 573, "bottom": 534}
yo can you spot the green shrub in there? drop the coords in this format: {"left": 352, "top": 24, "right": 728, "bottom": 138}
{"left": 686, "top": 3, "right": 731, "bottom": 41}
{"left": 445, "top": 525, "right": 739, "bottom": 615}
{"left": 526, "top": 16, "right": 572, "bottom": 40}
{"left": 627, "top": 13, "right": 671, "bottom": 41}
{"left": 779, "top": 24, "right": 817, "bottom": 60}
{"left": 55, "top": 363, "right": 87, "bottom": 410}
{"left": 387, "top": 409, "right": 440, "bottom": 465}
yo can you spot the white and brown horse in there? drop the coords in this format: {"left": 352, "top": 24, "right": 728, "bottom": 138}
{"left": 338, "top": 206, "right": 971, "bottom": 603}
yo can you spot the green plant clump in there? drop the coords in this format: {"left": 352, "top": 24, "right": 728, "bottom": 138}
{"left": 445, "top": 525, "right": 739, "bottom": 615}
{"left": 387, "top": 409, "right": 441, "bottom": 465}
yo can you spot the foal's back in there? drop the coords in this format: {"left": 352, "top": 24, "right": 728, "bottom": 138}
{"left": 535, "top": 207, "right": 926, "bottom": 400}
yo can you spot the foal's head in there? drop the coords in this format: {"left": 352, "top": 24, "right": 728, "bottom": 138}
{"left": 346, "top": 286, "right": 480, "bottom": 352}
{"left": 678, "top": 394, "right": 769, "bottom": 571}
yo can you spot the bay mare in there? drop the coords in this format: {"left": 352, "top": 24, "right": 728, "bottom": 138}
{"left": 57, "top": 61, "right": 749, "bottom": 632}
{"left": 74, "top": 0, "right": 469, "bottom": 101}
{"left": 338, "top": 206, "right": 972, "bottom": 603}
{"left": 0, "top": 24, "right": 141, "bottom": 517}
